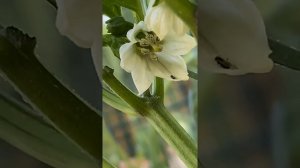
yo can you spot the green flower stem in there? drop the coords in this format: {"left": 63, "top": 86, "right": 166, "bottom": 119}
{"left": 103, "top": 87, "right": 137, "bottom": 115}
{"left": 103, "top": 158, "right": 116, "bottom": 168}
{"left": 164, "top": 0, "right": 197, "bottom": 37}
{"left": 102, "top": 66, "right": 197, "bottom": 168}
{"left": 153, "top": 77, "right": 164, "bottom": 103}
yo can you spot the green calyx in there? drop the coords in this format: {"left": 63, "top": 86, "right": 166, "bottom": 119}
{"left": 106, "top": 16, "right": 133, "bottom": 37}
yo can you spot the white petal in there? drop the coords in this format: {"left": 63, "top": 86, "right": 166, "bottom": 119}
{"left": 198, "top": 0, "right": 273, "bottom": 75}
{"left": 126, "top": 21, "right": 147, "bottom": 42}
{"left": 131, "top": 61, "right": 154, "bottom": 95}
{"left": 119, "top": 43, "right": 141, "bottom": 72}
{"left": 148, "top": 54, "right": 189, "bottom": 81}
{"left": 91, "top": 37, "right": 101, "bottom": 80}
{"left": 145, "top": 2, "right": 189, "bottom": 39}
{"left": 145, "top": 3, "right": 170, "bottom": 39}
{"left": 172, "top": 17, "right": 189, "bottom": 36}
{"left": 56, "top": 0, "right": 100, "bottom": 48}
{"left": 163, "top": 34, "right": 197, "bottom": 56}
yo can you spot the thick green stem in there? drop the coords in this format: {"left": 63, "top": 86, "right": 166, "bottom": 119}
{"left": 102, "top": 66, "right": 197, "bottom": 167}
{"left": 147, "top": 101, "right": 197, "bottom": 168}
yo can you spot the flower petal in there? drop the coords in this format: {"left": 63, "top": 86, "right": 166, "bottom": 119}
{"left": 145, "top": 1, "right": 189, "bottom": 39}
{"left": 56, "top": 0, "right": 100, "bottom": 48}
{"left": 119, "top": 43, "right": 141, "bottom": 72}
{"left": 126, "top": 22, "right": 147, "bottom": 42}
{"left": 198, "top": 0, "right": 273, "bottom": 74}
{"left": 131, "top": 61, "right": 154, "bottom": 95}
{"left": 148, "top": 54, "right": 189, "bottom": 81}
{"left": 163, "top": 34, "right": 197, "bottom": 56}
{"left": 145, "top": 2, "right": 170, "bottom": 39}
{"left": 172, "top": 17, "right": 189, "bottom": 36}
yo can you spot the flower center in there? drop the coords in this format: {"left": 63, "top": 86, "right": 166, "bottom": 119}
{"left": 135, "top": 31, "right": 163, "bottom": 61}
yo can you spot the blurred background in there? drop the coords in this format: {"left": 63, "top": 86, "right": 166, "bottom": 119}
{"left": 0, "top": 0, "right": 300, "bottom": 168}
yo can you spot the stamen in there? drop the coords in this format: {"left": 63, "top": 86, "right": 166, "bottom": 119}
{"left": 135, "top": 31, "right": 163, "bottom": 61}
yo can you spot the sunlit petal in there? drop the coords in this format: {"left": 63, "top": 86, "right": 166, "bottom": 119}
{"left": 145, "top": 1, "right": 189, "bottom": 39}
{"left": 131, "top": 62, "right": 154, "bottom": 95}
{"left": 163, "top": 34, "right": 197, "bottom": 56}
{"left": 149, "top": 54, "right": 189, "bottom": 81}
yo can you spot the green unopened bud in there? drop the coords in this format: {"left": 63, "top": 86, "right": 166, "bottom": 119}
{"left": 105, "top": 17, "right": 133, "bottom": 37}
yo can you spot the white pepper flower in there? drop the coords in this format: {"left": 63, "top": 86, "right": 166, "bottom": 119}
{"left": 120, "top": 21, "right": 196, "bottom": 95}
{"left": 145, "top": 0, "right": 189, "bottom": 39}
{"left": 55, "top": 0, "right": 101, "bottom": 79}
{"left": 198, "top": 0, "right": 273, "bottom": 75}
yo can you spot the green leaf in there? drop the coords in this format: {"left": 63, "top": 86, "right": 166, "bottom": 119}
{"left": 103, "top": 0, "right": 144, "bottom": 19}
{"left": 0, "top": 92, "right": 99, "bottom": 168}
{"left": 103, "top": 3, "right": 121, "bottom": 18}
{"left": 269, "top": 38, "right": 300, "bottom": 71}
{"left": 103, "top": 34, "right": 129, "bottom": 58}
{"left": 0, "top": 26, "right": 101, "bottom": 160}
